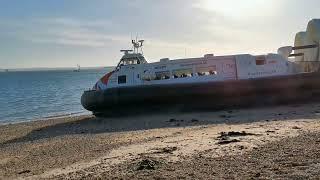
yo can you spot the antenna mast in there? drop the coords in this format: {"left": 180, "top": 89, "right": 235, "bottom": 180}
{"left": 131, "top": 37, "right": 144, "bottom": 54}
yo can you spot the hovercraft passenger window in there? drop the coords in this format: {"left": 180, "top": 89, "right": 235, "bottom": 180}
{"left": 256, "top": 56, "right": 266, "bottom": 65}
{"left": 172, "top": 69, "right": 193, "bottom": 78}
{"left": 196, "top": 66, "right": 217, "bottom": 76}
{"left": 155, "top": 71, "right": 170, "bottom": 80}
{"left": 118, "top": 75, "right": 126, "bottom": 84}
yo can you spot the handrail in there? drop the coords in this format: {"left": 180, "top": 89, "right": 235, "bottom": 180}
{"left": 288, "top": 53, "right": 304, "bottom": 57}
{"left": 292, "top": 44, "right": 318, "bottom": 50}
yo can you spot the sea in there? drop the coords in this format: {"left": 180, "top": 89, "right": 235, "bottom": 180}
{"left": 0, "top": 68, "right": 112, "bottom": 124}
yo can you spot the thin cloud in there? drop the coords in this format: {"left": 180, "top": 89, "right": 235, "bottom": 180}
{"left": 2, "top": 18, "right": 129, "bottom": 47}
{"left": 0, "top": 0, "right": 318, "bottom": 68}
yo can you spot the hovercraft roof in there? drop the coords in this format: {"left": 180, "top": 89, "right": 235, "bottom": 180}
{"left": 119, "top": 50, "right": 148, "bottom": 64}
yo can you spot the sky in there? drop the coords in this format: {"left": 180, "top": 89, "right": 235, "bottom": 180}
{"left": 0, "top": 0, "right": 319, "bottom": 69}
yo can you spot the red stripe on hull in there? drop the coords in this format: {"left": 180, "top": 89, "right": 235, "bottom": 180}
{"left": 101, "top": 71, "right": 114, "bottom": 85}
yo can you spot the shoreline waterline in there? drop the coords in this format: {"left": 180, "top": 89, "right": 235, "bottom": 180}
{"left": 0, "top": 111, "right": 91, "bottom": 126}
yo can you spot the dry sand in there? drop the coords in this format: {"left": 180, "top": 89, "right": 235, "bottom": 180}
{"left": 0, "top": 103, "right": 320, "bottom": 179}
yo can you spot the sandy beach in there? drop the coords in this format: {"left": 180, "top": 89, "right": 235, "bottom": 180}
{"left": 1, "top": 102, "right": 320, "bottom": 179}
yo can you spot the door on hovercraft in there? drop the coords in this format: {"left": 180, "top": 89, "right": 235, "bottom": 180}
{"left": 117, "top": 65, "right": 134, "bottom": 87}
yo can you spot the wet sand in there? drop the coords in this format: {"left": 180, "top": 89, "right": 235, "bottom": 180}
{"left": 1, "top": 103, "right": 320, "bottom": 179}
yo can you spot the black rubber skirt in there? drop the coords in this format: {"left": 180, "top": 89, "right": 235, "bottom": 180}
{"left": 81, "top": 72, "right": 320, "bottom": 116}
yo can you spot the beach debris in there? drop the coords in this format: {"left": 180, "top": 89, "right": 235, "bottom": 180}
{"left": 292, "top": 126, "right": 301, "bottom": 129}
{"left": 218, "top": 131, "right": 257, "bottom": 138}
{"left": 217, "top": 139, "right": 240, "bottom": 145}
{"left": 254, "top": 172, "right": 261, "bottom": 178}
{"left": 219, "top": 114, "right": 232, "bottom": 118}
{"left": 168, "top": 118, "right": 184, "bottom": 123}
{"left": 216, "top": 131, "right": 257, "bottom": 145}
{"left": 136, "top": 159, "right": 160, "bottom": 171}
{"left": 191, "top": 119, "right": 199, "bottom": 123}
{"left": 266, "top": 130, "right": 276, "bottom": 133}
{"left": 173, "top": 131, "right": 182, "bottom": 135}
{"left": 168, "top": 118, "right": 177, "bottom": 122}
{"left": 18, "top": 170, "right": 31, "bottom": 174}
{"left": 154, "top": 146, "right": 178, "bottom": 154}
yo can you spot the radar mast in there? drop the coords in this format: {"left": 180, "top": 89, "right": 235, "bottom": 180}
{"left": 132, "top": 37, "right": 144, "bottom": 54}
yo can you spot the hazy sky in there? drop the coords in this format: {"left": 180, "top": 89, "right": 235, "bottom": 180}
{"left": 0, "top": 0, "right": 319, "bottom": 68}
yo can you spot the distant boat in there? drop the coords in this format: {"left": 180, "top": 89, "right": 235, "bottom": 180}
{"left": 5, "top": 69, "right": 9, "bottom": 72}
{"left": 73, "top": 65, "right": 80, "bottom": 72}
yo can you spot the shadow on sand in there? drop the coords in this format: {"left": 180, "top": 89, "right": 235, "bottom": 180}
{"left": 1, "top": 102, "right": 320, "bottom": 146}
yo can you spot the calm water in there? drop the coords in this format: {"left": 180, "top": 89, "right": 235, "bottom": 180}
{"left": 0, "top": 68, "right": 111, "bottom": 124}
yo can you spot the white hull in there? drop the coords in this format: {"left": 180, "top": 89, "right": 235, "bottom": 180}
{"left": 94, "top": 53, "right": 299, "bottom": 91}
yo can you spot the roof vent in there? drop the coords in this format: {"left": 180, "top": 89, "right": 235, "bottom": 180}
{"left": 160, "top": 58, "right": 170, "bottom": 62}
{"left": 204, "top": 54, "right": 214, "bottom": 58}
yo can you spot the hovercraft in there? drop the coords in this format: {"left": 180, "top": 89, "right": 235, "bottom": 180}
{"left": 82, "top": 19, "right": 320, "bottom": 116}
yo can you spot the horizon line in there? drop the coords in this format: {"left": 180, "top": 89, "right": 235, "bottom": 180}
{"left": 0, "top": 66, "right": 115, "bottom": 72}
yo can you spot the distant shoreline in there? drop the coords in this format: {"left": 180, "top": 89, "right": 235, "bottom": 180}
{"left": 0, "top": 66, "right": 114, "bottom": 72}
